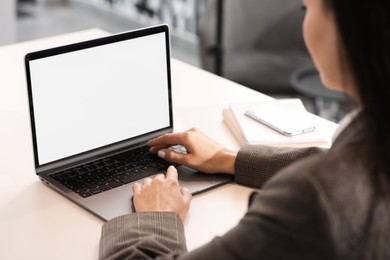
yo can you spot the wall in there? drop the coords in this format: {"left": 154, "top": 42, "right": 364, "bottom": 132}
{"left": 0, "top": 0, "right": 16, "bottom": 45}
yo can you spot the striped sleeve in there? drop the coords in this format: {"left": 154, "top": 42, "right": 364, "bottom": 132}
{"left": 99, "top": 212, "right": 187, "bottom": 260}
{"left": 234, "top": 145, "right": 325, "bottom": 188}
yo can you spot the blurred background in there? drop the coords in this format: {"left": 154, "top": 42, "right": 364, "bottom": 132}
{"left": 1, "top": 0, "right": 355, "bottom": 122}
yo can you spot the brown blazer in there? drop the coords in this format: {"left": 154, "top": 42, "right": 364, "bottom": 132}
{"left": 99, "top": 116, "right": 390, "bottom": 259}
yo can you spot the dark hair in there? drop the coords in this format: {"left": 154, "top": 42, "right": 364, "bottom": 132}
{"left": 324, "top": 0, "right": 390, "bottom": 184}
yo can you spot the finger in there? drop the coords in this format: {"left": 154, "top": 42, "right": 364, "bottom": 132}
{"left": 148, "top": 132, "right": 191, "bottom": 148}
{"left": 166, "top": 165, "right": 178, "bottom": 181}
{"left": 188, "top": 127, "right": 200, "bottom": 133}
{"left": 180, "top": 187, "right": 192, "bottom": 204}
{"left": 132, "top": 182, "right": 141, "bottom": 195}
{"left": 149, "top": 144, "right": 169, "bottom": 154}
{"left": 154, "top": 173, "right": 165, "bottom": 181}
{"left": 158, "top": 149, "right": 190, "bottom": 165}
{"left": 143, "top": 177, "right": 152, "bottom": 186}
{"left": 147, "top": 133, "right": 178, "bottom": 147}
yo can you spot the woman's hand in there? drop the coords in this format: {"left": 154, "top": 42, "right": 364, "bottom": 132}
{"left": 147, "top": 128, "right": 236, "bottom": 174}
{"left": 133, "top": 166, "right": 192, "bottom": 221}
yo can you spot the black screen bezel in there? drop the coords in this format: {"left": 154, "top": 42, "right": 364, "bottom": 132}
{"left": 25, "top": 25, "right": 173, "bottom": 173}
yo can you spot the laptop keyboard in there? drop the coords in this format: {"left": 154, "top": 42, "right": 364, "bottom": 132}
{"left": 50, "top": 145, "right": 175, "bottom": 198}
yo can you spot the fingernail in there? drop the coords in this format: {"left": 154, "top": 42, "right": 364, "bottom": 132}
{"left": 169, "top": 165, "right": 176, "bottom": 170}
{"left": 157, "top": 150, "right": 166, "bottom": 159}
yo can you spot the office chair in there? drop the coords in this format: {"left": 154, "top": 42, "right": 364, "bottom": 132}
{"left": 197, "top": 0, "right": 312, "bottom": 96}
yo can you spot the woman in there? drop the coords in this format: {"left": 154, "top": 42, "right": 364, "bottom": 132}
{"left": 99, "top": 0, "right": 390, "bottom": 259}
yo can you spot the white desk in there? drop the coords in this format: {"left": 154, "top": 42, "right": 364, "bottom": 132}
{"left": 0, "top": 29, "right": 335, "bottom": 260}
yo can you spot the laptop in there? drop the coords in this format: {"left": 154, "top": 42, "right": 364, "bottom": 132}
{"left": 25, "top": 25, "right": 232, "bottom": 221}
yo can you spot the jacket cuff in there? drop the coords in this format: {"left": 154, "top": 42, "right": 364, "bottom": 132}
{"left": 234, "top": 145, "right": 276, "bottom": 188}
{"left": 99, "top": 212, "right": 187, "bottom": 259}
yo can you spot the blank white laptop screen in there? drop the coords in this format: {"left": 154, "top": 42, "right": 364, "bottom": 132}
{"left": 29, "top": 32, "right": 170, "bottom": 165}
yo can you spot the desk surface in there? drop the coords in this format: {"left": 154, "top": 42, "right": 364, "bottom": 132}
{"left": 0, "top": 29, "right": 336, "bottom": 260}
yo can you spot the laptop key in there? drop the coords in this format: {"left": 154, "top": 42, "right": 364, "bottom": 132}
{"left": 95, "top": 180, "right": 107, "bottom": 186}
{"left": 86, "top": 183, "right": 98, "bottom": 190}
{"left": 119, "top": 176, "right": 134, "bottom": 184}
{"left": 89, "top": 188, "right": 102, "bottom": 195}
{"left": 75, "top": 187, "right": 88, "bottom": 193}
{"left": 99, "top": 184, "right": 111, "bottom": 191}
{"left": 108, "top": 180, "right": 123, "bottom": 188}
{"left": 80, "top": 192, "right": 93, "bottom": 198}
